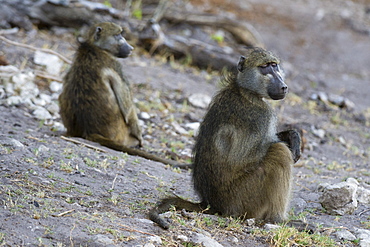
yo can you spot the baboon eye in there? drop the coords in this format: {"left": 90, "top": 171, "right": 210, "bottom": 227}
{"left": 259, "top": 64, "right": 268, "bottom": 68}
{"left": 271, "top": 63, "right": 277, "bottom": 67}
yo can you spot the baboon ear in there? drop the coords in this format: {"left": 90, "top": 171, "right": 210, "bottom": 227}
{"left": 94, "top": 26, "right": 102, "bottom": 41}
{"left": 237, "top": 56, "right": 246, "bottom": 72}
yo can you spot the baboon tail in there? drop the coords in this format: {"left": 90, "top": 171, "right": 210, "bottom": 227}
{"left": 87, "top": 133, "right": 192, "bottom": 168}
{"left": 149, "top": 197, "right": 203, "bottom": 229}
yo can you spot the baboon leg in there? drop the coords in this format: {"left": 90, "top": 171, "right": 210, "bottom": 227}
{"left": 262, "top": 142, "right": 293, "bottom": 222}
{"left": 277, "top": 130, "right": 301, "bottom": 163}
{"left": 102, "top": 67, "right": 143, "bottom": 146}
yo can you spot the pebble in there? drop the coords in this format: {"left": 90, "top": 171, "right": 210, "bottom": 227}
{"left": 139, "top": 112, "right": 151, "bottom": 120}
{"left": 37, "top": 145, "right": 50, "bottom": 153}
{"left": 357, "top": 187, "right": 370, "bottom": 204}
{"left": 146, "top": 235, "right": 162, "bottom": 245}
{"left": 176, "top": 235, "right": 188, "bottom": 242}
{"left": 50, "top": 81, "right": 63, "bottom": 93}
{"left": 311, "top": 126, "right": 325, "bottom": 139}
{"left": 32, "top": 106, "right": 53, "bottom": 120}
{"left": 264, "top": 223, "right": 281, "bottom": 230}
{"left": 188, "top": 93, "right": 211, "bottom": 109}
{"left": 171, "top": 121, "right": 188, "bottom": 135}
{"left": 0, "top": 137, "right": 24, "bottom": 148}
{"left": 190, "top": 232, "right": 223, "bottom": 247}
{"left": 335, "top": 230, "right": 356, "bottom": 241}
{"left": 34, "top": 50, "right": 63, "bottom": 75}
{"left": 245, "top": 218, "right": 255, "bottom": 226}
{"left": 92, "top": 234, "right": 114, "bottom": 246}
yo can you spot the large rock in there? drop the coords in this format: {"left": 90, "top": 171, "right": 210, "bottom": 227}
{"left": 319, "top": 178, "right": 358, "bottom": 215}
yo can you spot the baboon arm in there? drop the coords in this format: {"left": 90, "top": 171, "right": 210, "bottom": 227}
{"left": 102, "top": 68, "right": 134, "bottom": 125}
{"left": 277, "top": 130, "right": 301, "bottom": 163}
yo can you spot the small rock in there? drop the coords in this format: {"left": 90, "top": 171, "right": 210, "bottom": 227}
{"left": 143, "top": 244, "right": 155, "bottom": 247}
{"left": 146, "top": 235, "right": 162, "bottom": 245}
{"left": 356, "top": 229, "right": 370, "bottom": 247}
{"left": 176, "top": 235, "right": 188, "bottom": 242}
{"left": 357, "top": 187, "right": 370, "bottom": 204}
{"left": 188, "top": 93, "right": 211, "bottom": 109}
{"left": 319, "top": 181, "right": 358, "bottom": 215}
{"left": 311, "top": 126, "right": 325, "bottom": 139}
{"left": 32, "top": 97, "right": 47, "bottom": 107}
{"left": 37, "top": 145, "right": 50, "bottom": 153}
{"left": 245, "top": 218, "right": 255, "bottom": 226}
{"left": 50, "top": 81, "right": 63, "bottom": 93}
{"left": 51, "top": 121, "right": 66, "bottom": 132}
{"left": 309, "top": 93, "right": 318, "bottom": 101}
{"left": 317, "top": 91, "right": 328, "bottom": 103}
{"left": 39, "top": 93, "right": 52, "bottom": 105}
{"left": 171, "top": 121, "right": 188, "bottom": 135}
{"left": 230, "top": 236, "right": 239, "bottom": 243}
{"left": 139, "top": 112, "right": 151, "bottom": 120}
{"left": 328, "top": 93, "right": 345, "bottom": 106}
{"left": 0, "top": 65, "right": 20, "bottom": 75}
{"left": 290, "top": 197, "right": 308, "bottom": 214}
{"left": 343, "top": 98, "right": 355, "bottom": 110}
{"left": 46, "top": 101, "right": 60, "bottom": 115}
{"left": 347, "top": 177, "right": 359, "bottom": 185}
{"left": 0, "top": 87, "right": 5, "bottom": 99}
{"left": 0, "top": 137, "right": 24, "bottom": 148}
{"left": 317, "top": 183, "right": 330, "bottom": 192}
{"left": 32, "top": 106, "right": 52, "bottom": 120}
{"left": 190, "top": 232, "right": 223, "bottom": 247}
{"left": 34, "top": 50, "right": 63, "bottom": 75}
{"left": 138, "top": 119, "right": 145, "bottom": 127}
{"left": 264, "top": 223, "right": 281, "bottom": 231}
{"left": 185, "top": 122, "right": 200, "bottom": 136}
{"left": 92, "top": 234, "right": 114, "bottom": 245}
{"left": 338, "top": 136, "right": 346, "bottom": 146}
{"left": 335, "top": 230, "right": 356, "bottom": 241}
{"left": 6, "top": 95, "right": 22, "bottom": 105}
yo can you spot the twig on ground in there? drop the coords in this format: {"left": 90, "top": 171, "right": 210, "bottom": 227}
{"left": 61, "top": 136, "right": 107, "bottom": 153}
{"left": 70, "top": 223, "right": 76, "bottom": 247}
{"left": 35, "top": 71, "right": 63, "bottom": 82}
{"left": 52, "top": 209, "right": 75, "bottom": 217}
{"left": 111, "top": 173, "right": 118, "bottom": 190}
{"left": 0, "top": 35, "right": 72, "bottom": 64}
{"left": 118, "top": 223, "right": 157, "bottom": 237}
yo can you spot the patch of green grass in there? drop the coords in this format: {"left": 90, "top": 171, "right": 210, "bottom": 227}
{"left": 254, "top": 225, "right": 337, "bottom": 247}
{"left": 0, "top": 232, "right": 5, "bottom": 244}
{"left": 60, "top": 161, "right": 74, "bottom": 173}
{"left": 84, "top": 157, "right": 98, "bottom": 167}
{"left": 211, "top": 32, "right": 224, "bottom": 43}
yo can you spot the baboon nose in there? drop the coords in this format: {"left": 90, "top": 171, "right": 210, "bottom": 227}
{"left": 281, "top": 85, "right": 288, "bottom": 93}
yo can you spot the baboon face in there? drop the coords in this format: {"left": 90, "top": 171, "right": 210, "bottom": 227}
{"left": 259, "top": 62, "right": 287, "bottom": 100}
{"left": 88, "top": 22, "right": 134, "bottom": 58}
{"left": 237, "top": 48, "right": 288, "bottom": 100}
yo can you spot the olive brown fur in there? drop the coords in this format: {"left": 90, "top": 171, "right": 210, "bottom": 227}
{"left": 59, "top": 22, "right": 184, "bottom": 167}
{"left": 149, "top": 47, "right": 303, "bottom": 229}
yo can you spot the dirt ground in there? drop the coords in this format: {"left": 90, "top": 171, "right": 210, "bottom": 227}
{"left": 0, "top": 0, "right": 369, "bottom": 246}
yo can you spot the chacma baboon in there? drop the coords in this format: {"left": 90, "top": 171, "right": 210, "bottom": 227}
{"left": 59, "top": 22, "right": 184, "bottom": 167}
{"left": 149, "top": 47, "right": 304, "bottom": 229}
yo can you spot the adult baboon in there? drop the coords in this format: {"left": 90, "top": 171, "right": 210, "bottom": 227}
{"left": 59, "top": 22, "right": 183, "bottom": 167}
{"left": 149, "top": 47, "right": 302, "bottom": 229}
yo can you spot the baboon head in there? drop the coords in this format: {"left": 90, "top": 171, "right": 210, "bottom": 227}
{"left": 237, "top": 47, "right": 288, "bottom": 100}
{"left": 86, "top": 22, "right": 134, "bottom": 58}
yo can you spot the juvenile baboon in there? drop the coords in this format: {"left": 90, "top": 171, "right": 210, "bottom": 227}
{"left": 59, "top": 22, "right": 183, "bottom": 167}
{"left": 149, "top": 47, "right": 302, "bottom": 229}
